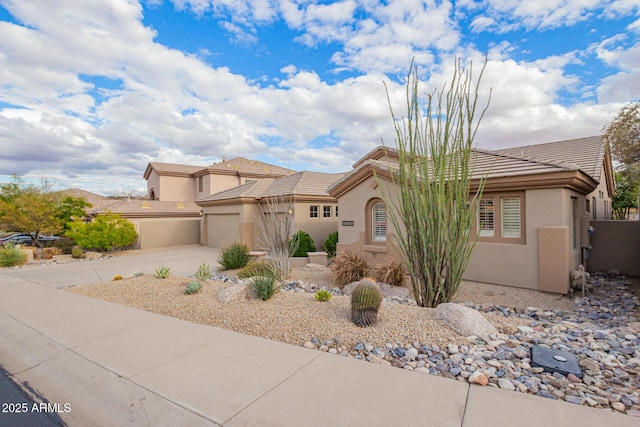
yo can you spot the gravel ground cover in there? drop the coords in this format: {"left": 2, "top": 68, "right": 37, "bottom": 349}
{"left": 65, "top": 267, "right": 566, "bottom": 351}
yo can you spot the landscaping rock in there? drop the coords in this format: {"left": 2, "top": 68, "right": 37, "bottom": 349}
{"left": 435, "top": 303, "right": 498, "bottom": 337}
{"left": 217, "top": 284, "right": 248, "bottom": 304}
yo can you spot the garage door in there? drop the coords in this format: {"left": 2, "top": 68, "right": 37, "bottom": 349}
{"left": 206, "top": 213, "right": 240, "bottom": 248}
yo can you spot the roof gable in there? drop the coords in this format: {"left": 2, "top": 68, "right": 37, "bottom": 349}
{"left": 202, "top": 157, "right": 295, "bottom": 177}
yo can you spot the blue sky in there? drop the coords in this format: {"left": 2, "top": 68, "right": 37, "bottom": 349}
{"left": 0, "top": 0, "right": 639, "bottom": 195}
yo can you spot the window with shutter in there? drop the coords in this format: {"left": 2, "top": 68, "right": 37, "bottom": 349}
{"left": 501, "top": 197, "right": 520, "bottom": 238}
{"left": 478, "top": 199, "right": 494, "bottom": 237}
{"left": 372, "top": 202, "right": 387, "bottom": 242}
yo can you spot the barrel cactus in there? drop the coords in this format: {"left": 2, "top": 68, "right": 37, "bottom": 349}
{"left": 351, "top": 280, "right": 382, "bottom": 327}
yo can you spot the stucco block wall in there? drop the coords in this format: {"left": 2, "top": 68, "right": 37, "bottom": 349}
{"left": 589, "top": 220, "right": 640, "bottom": 276}
{"left": 294, "top": 202, "right": 338, "bottom": 252}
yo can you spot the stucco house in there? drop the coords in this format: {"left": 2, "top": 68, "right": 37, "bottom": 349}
{"left": 197, "top": 171, "right": 344, "bottom": 250}
{"left": 143, "top": 158, "right": 295, "bottom": 202}
{"left": 327, "top": 136, "right": 615, "bottom": 294}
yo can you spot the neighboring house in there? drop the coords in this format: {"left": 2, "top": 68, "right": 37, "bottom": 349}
{"left": 143, "top": 158, "right": 295, "bottom": 202}
{"left": 63, "top": 189, "right": 201, "bottom": 250}
{"left": 197, "top": 171, "right": 344, "bottom": 250}
{"left": 328, "top": 136, "right": 615, "bottom": 294}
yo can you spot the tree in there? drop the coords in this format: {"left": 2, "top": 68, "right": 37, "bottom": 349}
{"left": 0, "top": 176, "right": 93, "bottom": 247}
{"left": 612, "top": 172, "right": 639, "bottom": 220}
{"left": 379, "top": 59, "right": 490, "bottom": 308}
{"left": 603, "top": 101, "right": 640, "bottom": 180}
{"left": 66, "top": 212, "right": 137, "bottom": 251}
{"left": 0, "top": 176, "right": 64, "bottom": 247}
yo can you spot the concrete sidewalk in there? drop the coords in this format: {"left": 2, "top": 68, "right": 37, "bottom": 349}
{"left": 0, "top": 246, "right": 636, "bottom": 426}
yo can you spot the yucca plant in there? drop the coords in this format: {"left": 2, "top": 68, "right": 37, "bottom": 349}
{"left": 0, "top": 242, "right": 27, "bottom": 267}
{"left": 330, "top": 249, "right": 369, "bottom": 289}
{"left": 194, "top": 263, "right": 211, "bottom": 281}
{"left": 217, "top": 242, "right": 250, "bottom": 270}
{"left": 154, "top": 265, "right": 171, "bottom": 279}
{"left": 250, "top": 275, "right": 281, "bottom": 301}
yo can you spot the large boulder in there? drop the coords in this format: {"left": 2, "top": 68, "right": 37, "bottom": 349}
{"left": 435, "top": 303, "right": 498, "bottom": 337}
{"left": 217, "top": 284, "right": 248, "bottom": 304}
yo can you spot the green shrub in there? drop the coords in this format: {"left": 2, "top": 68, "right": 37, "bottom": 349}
{"left": 154, "top": 265, "right": 171, "bottom": 279}
{"left": 0, "top": 242, "right": 27, "bottom": 267}
{"left": 50, "top": 236, "right": 76, "bottom": 254}
{"left": 237, "top": 260, "right": 273, "bottom": 278}
{"left": 194, "top": 263, "right": 211, "bottom": 281}
{"left": 330, "top": 249, "right": 369, "bottom": 289}
{"left": 185, "top": 280, "right": 202, "bottom": 295}
{"left": 351, "top": 280, "right": 382, "bottom": 327}
{"left": 218, "top": 242, "right": 250, "bottom": 270}
{"left": 66, "top": 212, "right": 137, "bottom": 251}
{"left": 71, "top": 245, "right": 85, "bottom": 259}
{"left": 250, "top": 275, "right": 280, "bottom": 301}
{"left": 373, "top": 258, "right": 406, "bottom": 287}
{"left": 314, "top": 289, "right": 332, "bottom": 302}
{"left": 291, "top": 230, "right": 315, "bottom": 257}
{"left": 323, "top": 231, "right": 338, "bottom": 258}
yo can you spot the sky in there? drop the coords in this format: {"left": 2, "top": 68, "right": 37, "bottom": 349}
{"left": 0, "top": 0, "right": 639, "bottom": 196}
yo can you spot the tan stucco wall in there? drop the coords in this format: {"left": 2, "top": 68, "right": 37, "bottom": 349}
{"left": 147, "top": 171, "right": 160, "bottom": 200}
{"left": 589, "top": 220, "right": 640, "bottom": 276}
{"left": 158, "top": 176, "right": 196, "bottom": 201}
{"left": 293, "top": 202, "right": 339, "bottom": 252}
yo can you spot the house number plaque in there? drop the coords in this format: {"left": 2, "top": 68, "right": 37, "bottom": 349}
{"left": 342, "top": 220, "right": 354, "bottom": 226}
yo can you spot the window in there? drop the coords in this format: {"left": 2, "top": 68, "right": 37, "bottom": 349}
{"left": 501, "top": 197, "right": 521, "bottom": 238}
{"left": 310, "top": 205, "right": 319, "bottom": 218}
{"left": 592, "top": 197, "right": 597, "bottom": 220}
{"left": 323, "top": 206, "right": 332, "bottom": 218}
{"left": 478, "top": 199, "right": 494, "bottom": 237}
{"left": 335, "top": 205, "right": 339, "bottom": 217}
{"left": 372, "top": 202, "right": 387, "bottom": 242}
{"left": 198, "top": 176, "right": 203, "bottom": 192}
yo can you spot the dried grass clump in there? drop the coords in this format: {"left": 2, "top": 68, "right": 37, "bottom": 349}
{"left": 330, "top": 249, "right": 369, "bottom": 289}
{"left": 373, "top": 258, "right": 406, "bottom": 287}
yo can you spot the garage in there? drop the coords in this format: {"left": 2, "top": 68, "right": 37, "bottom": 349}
{"left": 205, "top": 213, "right": 240, "bottom": 248}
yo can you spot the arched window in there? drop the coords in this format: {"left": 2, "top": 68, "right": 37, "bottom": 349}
{"left": 149, "top": 189, "right": 156, "bottom": 200}
{"left": 371, "top": 201, "right": 387, "bottom": 242}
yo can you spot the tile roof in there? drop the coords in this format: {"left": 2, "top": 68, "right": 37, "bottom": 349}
{"left": 206, "top": 157, "right": 295, "bottom": 176}
{"left": 147, "top": 162, "right": 205, "bottom": 175}
{"left": 90, "top": 199, "right": 200, "bottom": 216}
{"left": 493, "top": 135, "right": 605, "bottom": 181}
{"left": 197, "top": 171, "right": 344, "bottom": 204}
{"left": 197, "top": 179, "right": 275, "bottom": 202}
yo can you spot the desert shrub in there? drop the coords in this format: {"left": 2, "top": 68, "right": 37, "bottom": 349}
{"left": 194, "top": 263, "right": 211, "bottom": 281}
{"left": 113, "top": 275, "right": 123, "bottom": 281}
{"left": 0, "top": 242, "right": 27, "bottom": 267}
{"left": 50, "top": 236, "right": 75, "bottom": 254}
{"left": 291, "top": 230, "right": 315, "bottom": 257}
{"left": 154, "top": 265, "right": 171, "bottom": 279}
{"left": 218, "top": 242, "right": 250, "bottom": 270}
{"left": 71, "top": 245, "right": 84, "bottom": 259}
{"left": 66, "top": 212, "right": 137, "bottom": 251}
{"left": 323, "top": 231, "right": 338, "bottom": 258}
{"left": 184, "top": 280, "right": 202, "bottom": 295}
{"left": 237, "top": 260, "right": 273, "bottom": 278}
{"left": 250, "top": 275, "right": 280, "bottom": 301}
{"left": 351, "top": 280, "right": 382, "bottom": 327}
{"left": 314, "top": 289, "right": 332, "bottom": 302}
{"left": 330, "top": 249, "right": 369, "bottom": 289}
{"left": 373, "top": 258, "right": 406, "bottom": 287}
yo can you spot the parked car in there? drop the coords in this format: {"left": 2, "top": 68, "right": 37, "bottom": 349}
{"left": 0, "top": 233, "right": 60, "bottom": 247}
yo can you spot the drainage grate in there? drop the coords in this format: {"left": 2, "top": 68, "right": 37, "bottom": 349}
{"left": 531, "top": 346, "right": 583, "bottom": 378}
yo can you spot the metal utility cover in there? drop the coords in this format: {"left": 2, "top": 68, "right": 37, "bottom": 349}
{"left": 531, "top": 346, "right": 583, "bottom": 378}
